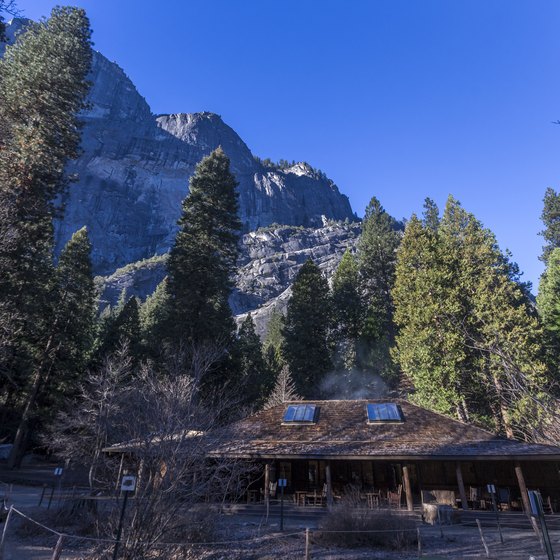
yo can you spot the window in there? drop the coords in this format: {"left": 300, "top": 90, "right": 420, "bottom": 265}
{"left": 366, "top": 403, "right": 403, "bottom": 422}
{"left": 283, "top": 404, "right": 318, "bottom": 423}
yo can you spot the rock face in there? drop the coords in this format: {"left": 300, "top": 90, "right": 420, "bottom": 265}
{"left": 0, "top": 16, "right": 356, "bottom": 275}
{"left": 57, "top": 51, "right": 355, "bottom": 275}
{"left": 98, "top": 223, "right": 361, "bottom": 336}
{"left": 3, "top": 19, "right": 359, "bottom": 334}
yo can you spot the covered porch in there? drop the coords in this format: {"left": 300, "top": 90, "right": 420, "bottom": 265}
{"left": 245, "top": 457, "right": 560, "bottom": 512}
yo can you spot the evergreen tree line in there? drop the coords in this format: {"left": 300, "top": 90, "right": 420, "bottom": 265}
{"left": 2, "top": 4, "right": 560, "bottom": 472}
{"left": 278, "top": 191, "right": 560, "bottom": 442}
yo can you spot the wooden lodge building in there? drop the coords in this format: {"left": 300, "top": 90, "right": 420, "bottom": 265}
{"left": 209, "top": 400, "right": 560, "bottom": 512}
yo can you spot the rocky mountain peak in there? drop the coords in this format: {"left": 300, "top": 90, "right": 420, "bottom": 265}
{"left": 156, "top": 112, "right": 255, "bottom": 172}
{"left": 2, "top": 19, "right": 356, "bottom": 276}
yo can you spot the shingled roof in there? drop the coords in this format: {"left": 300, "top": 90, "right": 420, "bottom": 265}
{"left": 208, "top": 400, "right": 560, "bottom": 461}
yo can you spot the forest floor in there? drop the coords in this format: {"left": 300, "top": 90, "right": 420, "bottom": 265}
{"left": 2, "top": 499, "right": 557, "bottom": 559}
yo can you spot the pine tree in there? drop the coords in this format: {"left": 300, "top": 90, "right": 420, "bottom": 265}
{"left": 356, "top": 196, "right": 401, "bottom": 381}
{"left": 537, "top": 247, "right": 560, "bottom": 372}
{"left": 51, "top": 227, "right": 96, "bottom": 388}
{"left": 167, "top": 148, "right": 241, "bottom": 347}
{"left": 262, "top": 309, "right": 285, "bottom": 380}
{"left": 282, "top": 259, "right": 332, "bottom": 396}
{"left": 95, "top": 294, "right": 141, "bottom": 364}
{"left": 394, "top": 196, "right": 547, "bottom": 435}
{"left": 139, "top": 277, "right": 171, "bottom": 359}
{"left": 540, "top": 188, "right": 560, "bottom": 264}
{"left": 236, "top": 314, "right": 272, "bottom": 406}
{"left": 0, "top": 8, "right": 92, "bottom": 466}
{"left": 422, "top": 197, "right": 440, "bottom": 231}
{"left": 331, "top": 250, "right": 362, "bottom": 370}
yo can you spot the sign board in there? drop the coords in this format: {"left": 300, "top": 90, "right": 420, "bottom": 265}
{"left": 278, "top": 478, "right": 287, "bottom": 488}
{"left": 121, "top": 475, "right": 137, "bottom": 492}
{"left": 528, "top": 490, "right": 544, "bottom": 517}
{"left": 487, "top": 484, "right": 496, "bottom": 494}
{"left": 54, "top": 467, "right": 63, "bottom": 476}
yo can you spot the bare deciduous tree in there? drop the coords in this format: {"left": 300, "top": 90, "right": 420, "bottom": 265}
{"left": 49, "top": 341, "right": 255, "bottom": 559}
{"left": 264, "top": 365, "right": 301, "bottom": 409}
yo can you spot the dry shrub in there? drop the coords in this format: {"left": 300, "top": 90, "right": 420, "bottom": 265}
{"left": 169, "top": 506, "right": 218, "bottom": 544}
{"left": 50, "top": 497, "right": 99, "bottom": 535}
{"left": 316, "top": 495, "right": 417, "bottom": 550}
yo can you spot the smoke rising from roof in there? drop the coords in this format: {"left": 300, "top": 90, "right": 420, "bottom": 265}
{"left": 319, "top": 369, "right": 388, "bottom": 400}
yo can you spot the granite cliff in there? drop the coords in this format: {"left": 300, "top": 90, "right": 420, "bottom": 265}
{"left": 98, "top": 222, "right": 361, "bottom": 336}
{"left": 4, "top": 19, "right": 360, "bottom": 332}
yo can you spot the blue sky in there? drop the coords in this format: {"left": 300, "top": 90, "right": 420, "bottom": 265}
{"left": 16, "top": 0, "right": 560, "bottom": 290}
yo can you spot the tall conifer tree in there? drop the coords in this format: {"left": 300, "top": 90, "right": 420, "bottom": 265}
{"left": 0, "top": 8, "right": 92, "bottom": 466}
{"left": 282, "top": 259, "right": 332, "bottom": 396}
{"left": 356, "top": 196, "right": 401, "bottom": 381}
{"left": 331, "top": 250, "right": 362, "bottom": 370}
{"left": 540, "top": 187, "right": 560, "bottom": 264}
{"left": 167, "top": 148, "right": 241, "bottom": 347}
{"left": 237, "top": 314, "right": 271, "bottom": 406}
{"left": 394, "top": 196, "right": 546, "bottom": 435}
{"left": 139, "top": 277, "right": 171, "bottom": 359}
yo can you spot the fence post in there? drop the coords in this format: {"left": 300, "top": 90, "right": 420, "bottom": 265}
{"left": 0, "top": 505, "right": 14, "bottom": 560}
{"left": 304, "top": 527, "right": 310, "bottom": 560}
{"left": 47, "top": 486, "right": 55, "bottom": 509}
{"left": 476, "top": 519, "right": 490, "bottom": 558}
{"left": 51, "top": 535, "right": 64, "bottom": 560}
{"left": 417, "top": 527, "right": 422, "bottom": 558}
{"left": 38, "top": 484, "right": 47, "bottom": 507}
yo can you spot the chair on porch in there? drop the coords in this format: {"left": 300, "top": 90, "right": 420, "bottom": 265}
{"left": 387, "top": 484, "right": 402, "bottom": 508}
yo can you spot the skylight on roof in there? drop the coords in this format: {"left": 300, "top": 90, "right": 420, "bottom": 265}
{"left": 367, "top": 403, "right": 403, "bottom": 422}
{"left": 283, "top": 404, "right": 317, "bottom": 423}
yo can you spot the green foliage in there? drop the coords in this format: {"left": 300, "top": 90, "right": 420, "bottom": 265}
{"left": 236, "top": 314, "right": 272, "bottom": 406}
{"left": 0, "top": 7, "right": 92, "bottom": 463}
{"left": 393, "top": 196, "right": 546, "bottom": 435}
{"left": 52, "top": 227, "right": 97, "bottom": 384}
{"left": 167, "top": 148, "right": 241, "bottom": 347}
{"left": 540, "top": 187, "right": 560, "bottom": 264}
{"left": 139, "top": 277, "right": 171, "bottom": 359}
{"left": 356, "top": 196, "right": 401, "bottom": 382}
{"left": 282, "top": 259, "right": 332, "bottom": 396}
{"left": 331, "top": 250, "right": 361, "bottom": 370}
{"left": 537, "top": 247, "right": 560, "bottom": 371}
{"left": 94, "top": 292, "right": 141, "bottom": 365}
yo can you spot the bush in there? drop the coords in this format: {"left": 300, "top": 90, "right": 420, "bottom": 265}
{"left": 316, "top": 495, "right": 417, "bottom": 550}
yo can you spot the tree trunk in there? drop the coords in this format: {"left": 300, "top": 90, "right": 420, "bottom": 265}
{"left": 493, "top": 371, "right": 513, "bottom": 438}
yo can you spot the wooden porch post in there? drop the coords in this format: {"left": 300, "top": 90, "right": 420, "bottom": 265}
{"left": 264, "top": 463, "right": 271, "bottom": 521}
{"left": 514, "top": 461, "right": 531, "bottom": 514}
{"left": 325, "top": 462, "right": 334, "bottom": 508}
{"left": 264, "top": 463, "right": 270, "bottom": 504}
{"left": 456, "top": 462, "right": 469, "bottom": 510}
{"left": 402, "top": 464, "right": 414, "bottom": 511}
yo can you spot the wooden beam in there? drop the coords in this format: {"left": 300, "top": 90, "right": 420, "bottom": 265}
{"left": 402, "top": 464, "right": 414, "bottom": 511}
{"left": 264, "top": 463, "right": 270, "bottom": 522}
{"left": 514, "top": 461, "right": 531, "bottom": 513}
{"left": 264, "top": 463, "right": 270, "bottom": 503}
{"left": 456, "top": 462, "right": 469, "bottom": 510}
{"left": 325, "top": 462, "right": 334, "bottom": 508}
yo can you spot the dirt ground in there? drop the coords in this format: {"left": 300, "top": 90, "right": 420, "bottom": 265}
{"left": 2, "top": 507, "right": 558, "bottom": 560}
{"left": 1, "top": 483, "right": 558, "bottom": 559}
